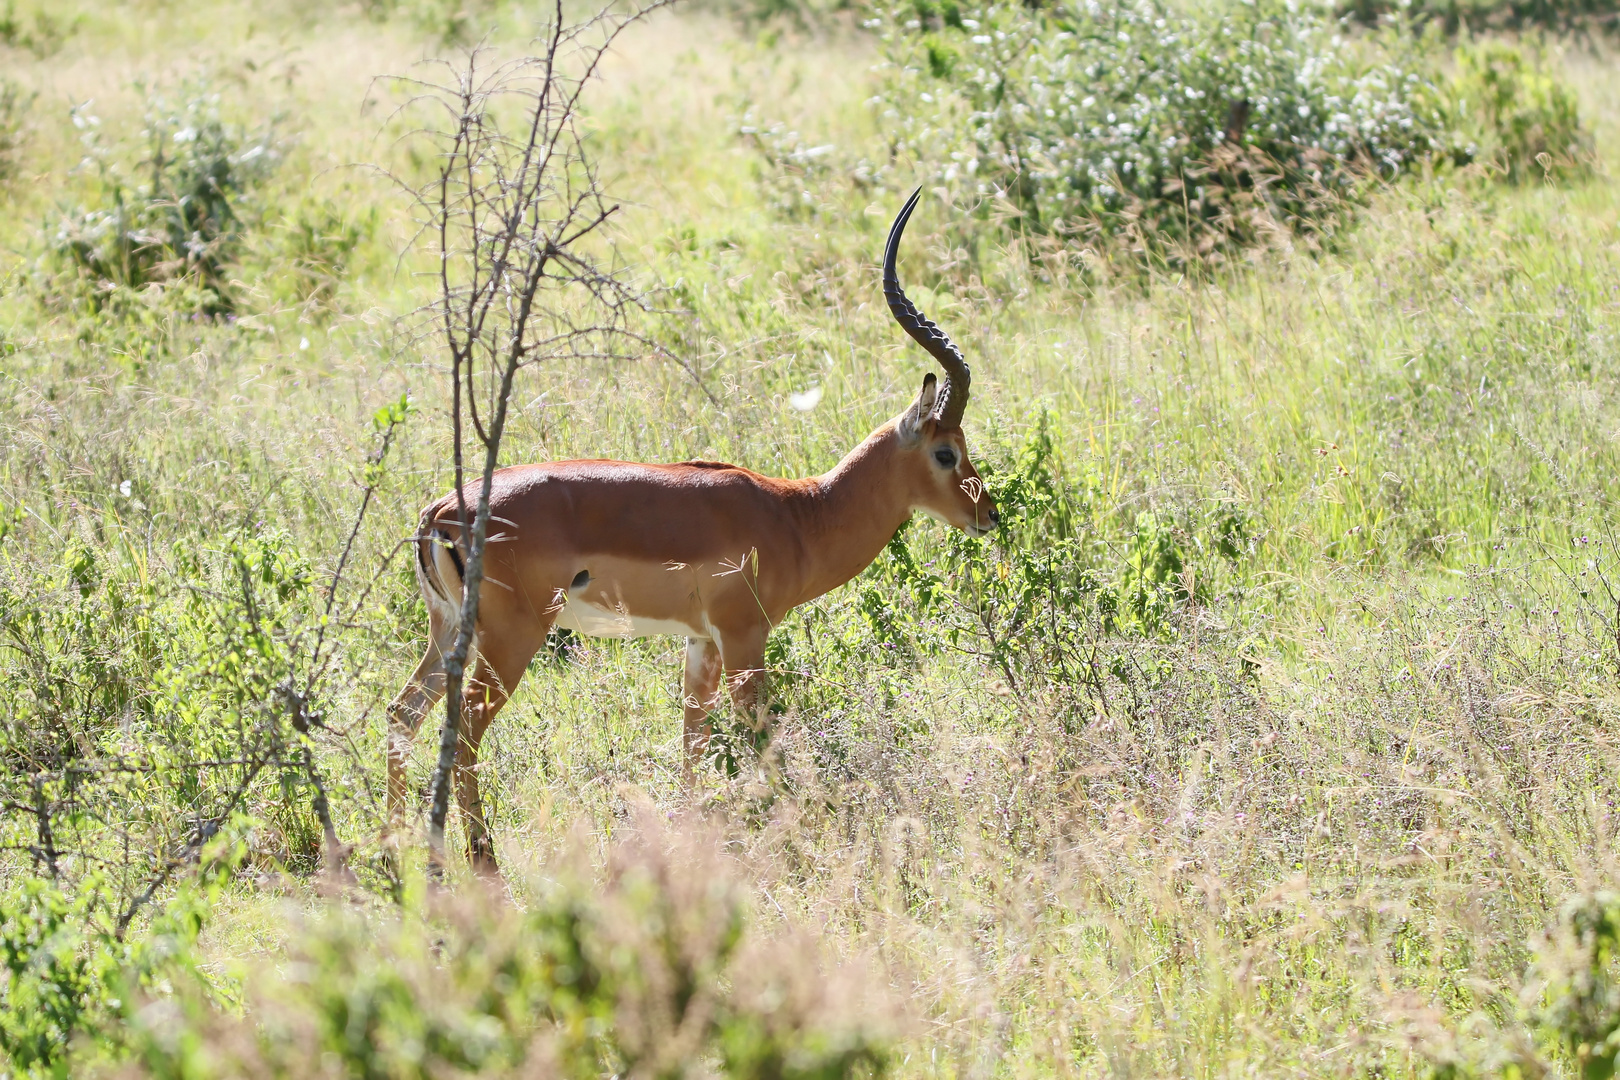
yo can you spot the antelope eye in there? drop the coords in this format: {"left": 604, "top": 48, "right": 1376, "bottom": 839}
{"left": 933, "top": 448, "right": 957, "bottom": 468}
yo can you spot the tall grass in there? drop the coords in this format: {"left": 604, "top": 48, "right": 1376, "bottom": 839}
{"left": 1, "top": 2, "right": 1618, "bottom": 1076}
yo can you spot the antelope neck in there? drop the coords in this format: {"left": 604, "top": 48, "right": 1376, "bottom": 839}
{"left": 789, "top": 424, "right": 916, "bottom": 603}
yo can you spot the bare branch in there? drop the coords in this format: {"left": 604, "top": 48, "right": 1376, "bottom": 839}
{"left": 382, "top": 0, "right": 674, "bottom": 867}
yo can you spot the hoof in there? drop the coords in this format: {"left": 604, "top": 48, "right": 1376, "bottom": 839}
{"left": 467, "top": 834, "right": 501, "bottom": 878}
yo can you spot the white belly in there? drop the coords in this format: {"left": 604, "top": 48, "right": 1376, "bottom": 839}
{"left": 553, "top": 599, "right": 702, "bottom": 640}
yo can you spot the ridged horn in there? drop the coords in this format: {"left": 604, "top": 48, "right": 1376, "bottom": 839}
{"left": 883, "top": 187, "right": 970, "bottom": 430}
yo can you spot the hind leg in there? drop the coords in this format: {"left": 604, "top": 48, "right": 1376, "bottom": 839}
{"left": 387, "top": 601, "right": 456, "bottom": 827}
{"left": 455, "top": 613, "right": 550, "bottom": 875}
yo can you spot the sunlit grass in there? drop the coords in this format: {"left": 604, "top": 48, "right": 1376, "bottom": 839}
{"left": 1, "top": 2, "right": 1619, "bottom": 1076}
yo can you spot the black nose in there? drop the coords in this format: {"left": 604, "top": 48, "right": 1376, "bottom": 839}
{"left": 988, "top": 507, "right": 1000, "bottom": 526}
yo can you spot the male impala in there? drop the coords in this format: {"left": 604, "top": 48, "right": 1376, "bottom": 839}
{"left": 388, "top": 190, "right": 997, "bottom": 868}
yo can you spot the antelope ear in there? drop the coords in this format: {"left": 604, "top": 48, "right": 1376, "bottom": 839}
{"left": 898, "top": 373, "right": 938, "bottom": 444}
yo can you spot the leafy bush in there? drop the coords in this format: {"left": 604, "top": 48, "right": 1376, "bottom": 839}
{"left": 50, "top": 83, "right": 277, "bottom": 315}
{"left": 0, "top": 840, "right": 238, "bottom": 1077}
{"left": 1427, "top": 892, "right": 1620, "bottom": 1080}
{"left": 0, "top": 1, "right": 76, "bottom": 58}
{"left": 861, "top": 0, "right": 1454, "bottom": 266}
{"left": 0, "top": 523, "right": 327, "bottom": 899}
{"left": 125, "top": 821, "right": 893, "bottom": 1080}
{"left": 746, "top": 0, "right": 1587, "bottom": 270}
{"left": 1450, "top": 39, "right": 1587, "bottom": 182}
{"left": 0, "top": 77, "right": 32, "bottom": 183}
{"left": 1537, "top": 893, "right": 1620, "bottom": 1080}
{"left": 265, "top": 198, "right": 376, "bottom": 313}
{"left": 0, "top": 879, "right": 129, "bottom": 1073}
{"left": 0, "top": 387, "right": 414, "bottom": 898}
{"left": 752, "top": 415, "right": 1255, "bottom": 762}
{"left": 1340, "top": 0, "right": 1620, "bottom": 36}
{"left": 359, "top": 0, "right": 501, "bottom": 46}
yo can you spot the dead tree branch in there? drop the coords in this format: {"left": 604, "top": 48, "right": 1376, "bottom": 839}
{"left": 391, "top": 0, "right": 669, "bottom": 864}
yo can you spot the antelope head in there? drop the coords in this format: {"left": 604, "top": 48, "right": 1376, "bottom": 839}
{"left": 885, "top": 188, "right": 999, "bottom": 538}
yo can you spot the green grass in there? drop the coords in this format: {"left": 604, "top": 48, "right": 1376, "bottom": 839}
{"left": 2, "top": 2, "right": 1619, "bottom": 1076}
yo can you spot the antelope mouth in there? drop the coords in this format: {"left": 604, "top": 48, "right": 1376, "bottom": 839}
{"left": 963, "top": 504, "right": 1000, "bottom": 537}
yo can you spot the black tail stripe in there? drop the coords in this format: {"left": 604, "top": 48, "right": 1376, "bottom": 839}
{"left": 441, "top": 530, "right": 465, "bottom": 583}
{"left": 416, "top": 528, "right": 434, "bottom": 587}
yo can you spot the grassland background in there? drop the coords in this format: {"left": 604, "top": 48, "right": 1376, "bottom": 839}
{"left": 2, "top": 0, "right": 1620, "bottom": 1076}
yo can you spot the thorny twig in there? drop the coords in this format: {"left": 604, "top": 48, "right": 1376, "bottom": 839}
{"left": 380, "top": 0, "right": 672, "bottom": 864}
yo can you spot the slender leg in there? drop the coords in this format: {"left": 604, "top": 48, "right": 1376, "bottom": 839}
{"left": 455, "top": 630, "right": 544, "bottom": 876}
{"left": 718, "top": 626, "right": 771, "bottom": 746}
{"left": 386, "top": 604, "right": 454, "bottom": 826}
{"left": 682, "top": 637, "right": 723, "bottom": 778}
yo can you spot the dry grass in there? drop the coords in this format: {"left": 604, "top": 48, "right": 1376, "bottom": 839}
{"left": 1, "top": 3, "right": 1619, "bottom": 1077}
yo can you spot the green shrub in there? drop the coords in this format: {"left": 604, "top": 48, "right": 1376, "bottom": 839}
{"left": 0, "top": 77, "right": 32, "bottom": 183}
{"left": 126, "top": 824, "right": 893, "bottom": 1080}
{"left": 1340, "top": 0, "right": 1620, "bottom": 36}
{"left": 265, "top": 197, "right": 376, "bottom": 313}
{"left": 0, "top": 878, "right": 123, "bottom": 1074}
{"left": 50, "top": 83, "right": 278, "bottom": 316}
{"left": 0, "top": 841, "right": 238, "bottom": 1077}
{"left": 1539, "top": 893, "right": 1620, "bottom": 1080}
{"left": 751, "top": 414, "right": 1257, "bottom": 752}
{"left": 1426, "top": 892, "right": 1620, "bottom": 1080}
{"left": 747, "top": 0, "right": 1588, "bottom": 270}
{"left": 359, "top": 0, "right": 501, "bottom": 46}
{"left": 1450, "top": 39, "right": 1587, "bottom": 182}
{"left": 0, "top": 523, "right": 324, "bottom": 918}
{"left": 864, "top": 0, "right": 1454, "bottom": 267}
{"left": 0, "top": 1, "right": 76, "bottom": 58}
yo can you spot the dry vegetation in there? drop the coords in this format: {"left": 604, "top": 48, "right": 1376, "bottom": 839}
{"left": 2, "top": 0, "right": 1620, "bottom": 1077}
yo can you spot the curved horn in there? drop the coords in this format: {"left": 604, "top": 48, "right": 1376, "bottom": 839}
{"left": 883, "top": 187, "right": 971, "bottom": 430}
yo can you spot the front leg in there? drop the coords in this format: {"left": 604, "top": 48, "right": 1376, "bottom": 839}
{"left": 717, "top": 625, "right": 771, "bottom": 744}
{"left": 682, "top": 637, "right": 722, "bottom": 779}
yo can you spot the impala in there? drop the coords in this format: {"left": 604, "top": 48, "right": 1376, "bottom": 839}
{"left": 387, "top": 190, "right": 997, "bottom": 868}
